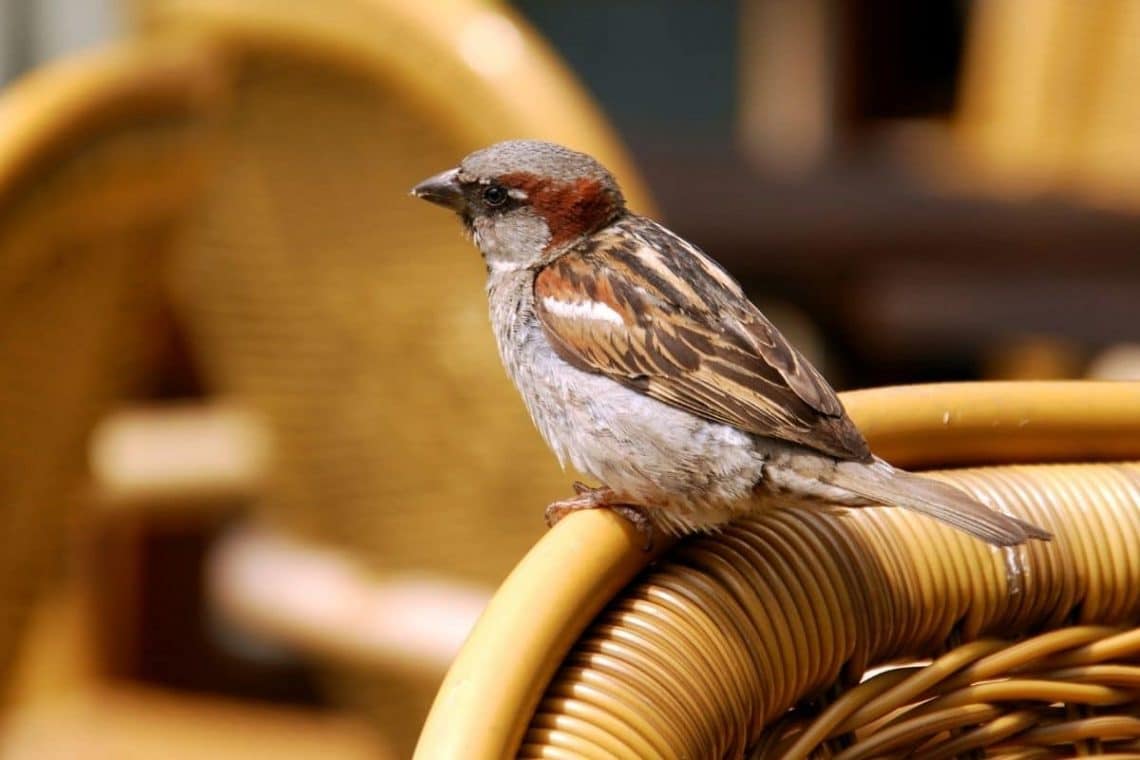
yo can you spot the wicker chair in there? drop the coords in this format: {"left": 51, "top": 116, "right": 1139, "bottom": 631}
{"left": 415, "top": 381, "right": 1140, "bottom": 759}
{"left": 134, "top": 0, "right": 653, "bottom": 582}
{"left": 957, "top": 1, "right": 1140, "bottom": 210}
{"left": 0, "top": 40, "right": 225, "bottom": 693}
{"left": 130, "top": 0, "right": 653, "bottom": 751}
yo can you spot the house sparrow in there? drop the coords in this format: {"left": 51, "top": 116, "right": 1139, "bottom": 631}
{"left": 412, "top": 140, "right": 1051, "bottom": 547}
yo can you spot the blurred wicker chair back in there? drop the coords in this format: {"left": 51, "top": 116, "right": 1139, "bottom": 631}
{"left": 132, "top": 0, "right": 651, "bottom": 751}
{"left": 416, "top": 382, "right": 1140, "bottom": 759}
{"left": 135, "top": 0, "right": 653, "bottom": 583}
{"left": 959, "top": 1, "right": 1140, "bottom": 210}
{"left": 0, "top": 41, "right": 224, "bottom": 691}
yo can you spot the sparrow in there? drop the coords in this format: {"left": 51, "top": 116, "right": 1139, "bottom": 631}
{"left": 412, "top": 140, "right": 1051, "bottom": 547}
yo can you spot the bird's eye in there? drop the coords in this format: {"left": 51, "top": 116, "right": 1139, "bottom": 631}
{"left": 482, "top": 184, "right": 509, "bottom": 207}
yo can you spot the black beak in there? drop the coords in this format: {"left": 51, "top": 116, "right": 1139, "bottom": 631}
{"left": 411, "top": 168, "right": 465, "bottom": 212}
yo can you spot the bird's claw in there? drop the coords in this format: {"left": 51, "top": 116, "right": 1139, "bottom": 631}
{"left": 545, "top": 486, "right": 656, "bottom": 551}
{"left": 572, "top": 480, "right": 593, "bottom": 495}
{"left": 608, "top": 504, "right": 656, "bottom": 551}
{"left": 544, "top": 489, "right": 605, "bottom": 527}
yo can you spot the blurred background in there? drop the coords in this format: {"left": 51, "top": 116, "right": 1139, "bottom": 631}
{"left": 1, "top": 1, "right": 1138, "bottom": 758}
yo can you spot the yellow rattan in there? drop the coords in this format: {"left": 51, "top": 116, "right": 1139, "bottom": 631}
{"left": 0, "top": 40, "right": 224, "bottom": 691}
{"left": 416, "top": 381, "right": 1140, "bottom": 759}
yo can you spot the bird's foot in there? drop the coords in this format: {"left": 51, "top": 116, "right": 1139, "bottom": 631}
{"left": 545, "top": 483, "right": 656, "bottom": 551}
{"left": 544, "top": 483, "right": 617, "bottom": 526}
{"left": 571, "top": 480, "right": 597, "bottom": 496}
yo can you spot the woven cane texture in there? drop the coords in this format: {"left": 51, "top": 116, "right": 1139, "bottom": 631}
{"left": 414, "top": 382, "right": 1140, "bottom": 760}
{"left": 521, "top": 462, "right": 1140, "bottom": 759}
{"left": 0, "top": 41, "right": 223, "bottom": 687}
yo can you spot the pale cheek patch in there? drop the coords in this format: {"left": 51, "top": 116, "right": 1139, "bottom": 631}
{"left": 542, "top": 296, "right": 625, "bottom": 326}
{"left": 486, "top": 258, "right": 528, "bottom": 274}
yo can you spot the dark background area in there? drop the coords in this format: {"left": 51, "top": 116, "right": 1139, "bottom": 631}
{"left": 515, "top": 0, "right": 1140, "bottom": 388}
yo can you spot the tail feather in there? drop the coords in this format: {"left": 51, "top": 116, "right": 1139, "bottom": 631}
{"left": 830, "top": 458, "right": 1053, "bottom": 546}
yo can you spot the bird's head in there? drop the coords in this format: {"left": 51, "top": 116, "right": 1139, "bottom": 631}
{"left": 412, "top": 140, "right": 626, "bottom": 272}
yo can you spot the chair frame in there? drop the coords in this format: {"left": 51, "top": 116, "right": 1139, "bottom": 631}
{"left": 414, "top": 381, "right": 1140, "bottom": 759}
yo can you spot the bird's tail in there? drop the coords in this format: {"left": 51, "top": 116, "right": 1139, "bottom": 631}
{"left": 829, "top": 458, "right": 1052, "bottom": 546}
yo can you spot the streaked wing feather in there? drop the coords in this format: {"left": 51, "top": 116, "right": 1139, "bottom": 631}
{"left": 534, "top": 218, "right": 871, "bottom": 461}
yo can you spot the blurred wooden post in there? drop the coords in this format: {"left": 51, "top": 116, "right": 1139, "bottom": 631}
{"left": 958, "top": 0, "right": 1140, "bottom": 210}
{"left": 737, "top": 0, "right": 839, "bottom": 175}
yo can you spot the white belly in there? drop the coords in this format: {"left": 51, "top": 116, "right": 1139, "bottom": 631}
{"left": 487, "top": 269, "right": 766, "bottom": 532}
{"left": 511, "top": 321, "right": 765, "bottom": 515}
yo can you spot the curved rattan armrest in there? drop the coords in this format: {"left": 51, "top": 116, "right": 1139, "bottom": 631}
{"left": 841, "top": 381, "right": 1140, "bottom": 467}
{"left": 414, "top": 381, "right": 1140, "bottom": 759}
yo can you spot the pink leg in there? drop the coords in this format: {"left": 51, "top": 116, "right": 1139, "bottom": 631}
{"left": 545, "top": 483, "right": 656, "bottom": 550}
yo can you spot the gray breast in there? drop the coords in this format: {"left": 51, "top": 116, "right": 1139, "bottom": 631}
{"left": 485, "top": 269, "right": 766, "bottom": 513}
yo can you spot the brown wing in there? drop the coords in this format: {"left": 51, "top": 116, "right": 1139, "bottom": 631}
{"left": 533, "top": 218, "right": 871, "bottom": 461}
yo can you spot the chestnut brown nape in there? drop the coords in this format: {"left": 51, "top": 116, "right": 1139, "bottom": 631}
{"left": 497, "top": 172, "right": 623, "bottom": 249}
